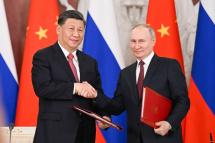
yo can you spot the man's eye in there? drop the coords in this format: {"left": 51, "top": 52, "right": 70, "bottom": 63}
{"left": 139, "top": 40, "right": 145, "bottom": 43}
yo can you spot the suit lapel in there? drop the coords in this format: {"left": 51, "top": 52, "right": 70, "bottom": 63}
{"left": 53, "top": 43, "right": 76, "bottom": 81}
{"left": 128, "top": 55, "right": 160, "bottom": 105}
{"left": 76, "top": 50, "right": 84, "bottom": 82}
{"left": 128, "top": 62, "right": 140, "bottom": 105}
{"left": 144, "top": 54, "right": 160, "bottom": 86}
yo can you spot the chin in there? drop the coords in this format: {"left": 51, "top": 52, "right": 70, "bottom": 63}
{"left": 69, "top": 44, "right": 79, "bottom": 48}
{"left": 136, "top": 54, "right": 144, "bottom": 59}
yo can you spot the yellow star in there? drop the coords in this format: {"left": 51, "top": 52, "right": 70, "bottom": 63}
{"left": 157, "top": 24, "right": 170, "bottom": 38}
{"left": 35, "top": 26, "right": 48, "bottom": 40}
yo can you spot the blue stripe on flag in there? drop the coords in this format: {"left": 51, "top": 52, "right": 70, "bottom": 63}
{"left": 0, "top": 54, "right": 18, "bottom": 125}
{"left": 191, "top": 4, "right": 215, "bottom": 114}
{"left": 83, "top": 13, "right": 127, "bottom": 143}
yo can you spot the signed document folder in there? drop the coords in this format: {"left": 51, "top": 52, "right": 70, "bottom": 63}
{"left": 72, "top": 105, "right": 122, "bottom": 130}
{"left": 140, "top": 87, "right": 172, "bottom": 128}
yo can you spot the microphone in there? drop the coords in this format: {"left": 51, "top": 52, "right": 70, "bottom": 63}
{"left": 8, "top": 123, "right": 14, "bottom": 143}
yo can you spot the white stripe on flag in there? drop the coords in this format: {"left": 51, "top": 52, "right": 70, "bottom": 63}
{"left": 88, "top": 0, "right": 125, "bottom": 69}
{"left": 0, "top": 0, "right": 18, "bottom": 82}
{"left": 201, "top": 0, "right": 215, "bottom": 24}
{"left": 77, "top": 0, "right": 89, "bottom": 20}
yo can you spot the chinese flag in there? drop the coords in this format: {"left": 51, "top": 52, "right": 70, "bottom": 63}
{"left": 15, "top": 0, "right": 59, "bottom": 125}
{"left": 146, "top": 0, "right": 185, "bottom": 139}
{"left": 146, "top": 0, "right": 184, "bottom": 70}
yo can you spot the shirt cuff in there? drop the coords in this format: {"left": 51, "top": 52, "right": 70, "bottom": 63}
{"left": 73, "top": 83, "right": 76, "bottom": 94}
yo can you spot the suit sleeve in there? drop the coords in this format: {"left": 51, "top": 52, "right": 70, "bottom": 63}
{"left": 91, "top": 61, "right": 108, "bottom": 115}
{"left": 91, "top": 61, "right": 104, "bottom": 101}
{"left": 166, "top": 60, "right": 190, "bottom": 131}
{"left": 32, "top": 50, "right": 74, "bottom": 100}
{"left": 94, "top": 71, "right": 125, "bottom": 115}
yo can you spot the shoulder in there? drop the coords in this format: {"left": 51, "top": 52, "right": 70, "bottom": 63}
{"left": 34, "top": 43, "right": 57, "bottom": 57}
{"left": 157, "top": 56, "right": 183, "bottom": 75}
{"left": 157, "top": 56, "right": 181, "bottom": 68}
{"left": 120, "top": 62, "right": 136, "bottom": 76}
{"left": 77, "top": 50, "right": 97, "bottom": 63}
{"left": 123, "top": 62, "right": 136, "bottom": 71}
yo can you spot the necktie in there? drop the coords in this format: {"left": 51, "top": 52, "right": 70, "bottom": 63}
{"left": 67, "top": 53, "right": 79, "bottom": 82}
{"left": 137, "top": 60, "right": 145, "bottom": 99}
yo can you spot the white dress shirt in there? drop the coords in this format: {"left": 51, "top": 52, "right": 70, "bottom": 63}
{"left": 58, "top": 42, "right": 80, "bottom": 94}
{"left": 136, "top": 52, "right": 154, "bottom": 112}
{"left": 136, "top": 51, "right": 154, "bottom": 83}
{"left": 58, "top": 42, "right": 80, "bottom": 81}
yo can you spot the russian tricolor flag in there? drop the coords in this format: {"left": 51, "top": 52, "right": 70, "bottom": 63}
{"left": 0, "top": 0, "right": 18, "bottom": 125}
{"left": 83, "top": 0, "right": 126, "bottom": 142}
{"left": 185, "top": 0, "right": 215, "bottom": 142}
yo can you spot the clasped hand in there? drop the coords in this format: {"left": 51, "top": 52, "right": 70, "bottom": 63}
{"left": 74, "top": 81, "right": 97, "bottom": 98}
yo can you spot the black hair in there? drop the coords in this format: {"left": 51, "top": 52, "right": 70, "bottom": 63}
{"left": 57, "top": 10, "right": 86, "bottom": 26}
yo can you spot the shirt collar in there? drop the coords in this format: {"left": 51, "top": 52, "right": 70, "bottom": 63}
{"left": 58, "top": 41, "right": 78, "bottom": 61}
{"left": 137, "top": 51, "right": 154, "bottom": 65}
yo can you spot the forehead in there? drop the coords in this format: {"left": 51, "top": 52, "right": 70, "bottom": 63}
{"left": 131, "top": 26, "right": 151, "bottom": 38}
{"left": 63, "top": 18, "right": 84, "bottom": 27}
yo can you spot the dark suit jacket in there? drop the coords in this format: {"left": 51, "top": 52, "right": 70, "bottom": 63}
{"left": 96, "top": 54, "right": 190, "bottom": 143}
{"left": 32, "top": 42, "right": 104, "bottom": 143}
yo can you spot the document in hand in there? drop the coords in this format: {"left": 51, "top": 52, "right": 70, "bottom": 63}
{"left": 72, "top": 105, "right": 122, "bottom": 130}
{"left": 140, "top": 87, "right": 172, "bottom": 128}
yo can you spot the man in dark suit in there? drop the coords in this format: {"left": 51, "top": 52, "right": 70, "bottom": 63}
{"left": 32, "top": 10, "right": 104, "bottom": 143}
{"left": 95, "top": 24, "right": 190, "bottom": 143}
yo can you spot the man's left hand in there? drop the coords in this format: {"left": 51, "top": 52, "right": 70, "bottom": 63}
{"left": 97, "top": 116, "right": 111, "bottom": 129}
{"left": 154, "top": 121, "right": 171, "bottom": 136}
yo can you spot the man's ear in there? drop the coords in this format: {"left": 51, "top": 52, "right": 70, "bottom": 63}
{"left": 56, "top": 25, "right": 60, "bottom": 35}
{"left": 152, "top": 39, "right": 156, "bottom": 46}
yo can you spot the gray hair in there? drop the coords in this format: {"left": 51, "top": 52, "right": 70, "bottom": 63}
{"left": 131, "top": 23, "right": 156, "bottom": 41}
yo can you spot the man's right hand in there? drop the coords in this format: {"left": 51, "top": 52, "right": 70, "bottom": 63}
{"left": 74, "top": 81, "right": 97, "bottom": 98}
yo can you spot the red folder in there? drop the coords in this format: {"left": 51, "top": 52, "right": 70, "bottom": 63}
{"left": 140, "top": 87, "right": 172, "bottom": 128}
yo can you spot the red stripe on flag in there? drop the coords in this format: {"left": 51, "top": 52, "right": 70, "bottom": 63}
{"left": 185, "top": 78, "right": 215, "bottom": 143}
{"left": 96, "top": 125, "right": 106, "bottom": 143}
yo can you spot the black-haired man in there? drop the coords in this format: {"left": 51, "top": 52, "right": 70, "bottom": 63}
{"left": 32, "top": 10, "right": 104, "bottom": 143}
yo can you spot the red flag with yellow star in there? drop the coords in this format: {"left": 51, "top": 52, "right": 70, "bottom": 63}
{"left": 146, "top": 0, "right": 185, "bottom": 139}
{"left": 146, "top": 0, "right": 184, "bottom": 69}
{"left": 15, "top": 0, "right": 59, "bottom": 125}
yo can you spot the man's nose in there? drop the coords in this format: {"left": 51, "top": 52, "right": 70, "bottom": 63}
{"left": 134, "top": 43, "right": 140, "bottom": 49}
{"left": 72, "top": 30, "right": 80, "bottom": 37}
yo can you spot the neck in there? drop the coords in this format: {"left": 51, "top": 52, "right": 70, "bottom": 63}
{"left": 58, "top": 40, "right": 76, "bottom": 53}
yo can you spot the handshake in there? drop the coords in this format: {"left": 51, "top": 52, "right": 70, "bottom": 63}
{"left": 74, "top": 82, "right": 111, "bottom": 129}
{"left": 74, "top": 81, "right": 97, "bottom": 98}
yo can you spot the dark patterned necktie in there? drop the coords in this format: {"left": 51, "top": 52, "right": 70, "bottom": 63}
{"left": 137, "top": 60, "right": 145, "bottom": 98}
